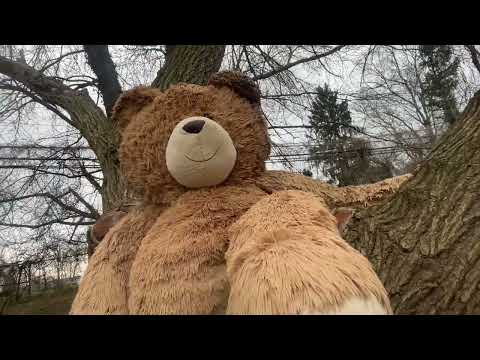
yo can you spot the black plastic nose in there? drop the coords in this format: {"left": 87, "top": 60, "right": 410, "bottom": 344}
{"left": 183, "top": 119, "right": 205, "bottom": 134}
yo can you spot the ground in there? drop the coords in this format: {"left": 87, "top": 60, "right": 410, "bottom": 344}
{"left": 1, "top": 286, "right": 77, "bottom": 315}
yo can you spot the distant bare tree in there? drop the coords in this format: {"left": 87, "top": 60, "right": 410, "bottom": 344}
{"left": 354, "top": 46, "right": 445, "bottom": 162}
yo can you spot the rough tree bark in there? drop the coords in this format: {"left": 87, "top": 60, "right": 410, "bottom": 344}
{"left": 151, "top": 46, "right": 226, "bottom": 90}
{"left": 345, "top": 90, "right": 480, "bottom": 314}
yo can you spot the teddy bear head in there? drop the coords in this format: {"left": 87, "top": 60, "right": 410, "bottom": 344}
{"left": 111, "top": 71, "right": 271, "bottom": 204}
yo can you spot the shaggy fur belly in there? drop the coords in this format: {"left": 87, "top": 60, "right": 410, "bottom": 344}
{"left": 127, "top": 185, "right": 266, "bottom": 314}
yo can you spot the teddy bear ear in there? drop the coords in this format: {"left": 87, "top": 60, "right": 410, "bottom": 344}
{"left": 208, "top": 71, "right": 261, "bottom": 105}
{"left": 111, "top": 86, "right": 160, "bottom": 130}
{"left": 332, "top": 207, "right": 355, "bottom": 237}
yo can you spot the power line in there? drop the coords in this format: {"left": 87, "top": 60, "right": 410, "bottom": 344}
{"left": 0, "top": 165, "right": 100, "bottom": 170}
{"left": 270, "top": 145, "right": 430, "bottom": 158}
{"left": 0, "top": 133, "right": 432, "bottom": 172}
{"left": 0, "top": 141, "right": 430, "bottom": 161}
{"left": 0, "top": 146, "right": 424, "bottom": 164}
{"left": 0, "top": 132, "right": 432, "bottom": 152}
{"left": 0, "top": 145, "right": 90, "bottom": 150}
{"left": 0, "top": 156, "right": 98, "bottom": 162}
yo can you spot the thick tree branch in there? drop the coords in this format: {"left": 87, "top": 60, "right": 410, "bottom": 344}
{"left": 0, "top": 81, "right": 75, "bottom": 126}
{"left": 0, "top": 55, "right": 73, "bottom": 99}
{"left": 83, "top": 45, "right": 122, "bottom": 116}
{"left": 465, "top": 45, "right": 480, "bottom": 76}
{"left": 0, "top": 55, "right": 108, "bottom": 136}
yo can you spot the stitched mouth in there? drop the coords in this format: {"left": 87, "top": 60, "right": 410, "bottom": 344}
{"left": 184, "top": 147, "right": 220, "bottom": 163}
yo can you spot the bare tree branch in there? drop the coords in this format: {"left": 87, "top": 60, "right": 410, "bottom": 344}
{"left": 77, "top": 161, "right": 102, "bottom": 192}
{"left": 252, "top": 45, "right": 346, "bottom": 80}
{"left": 0, "top": 191, "right": 96, "bottom": 219}
{"left": 39, "top": 49, "right": 85, "bottom": 73}
{"left": 0, "top": 55, "right": 73, "bottom": 99}
{"left": 69, "top": 187, "right": 100, "bottom": 219}
{"left": 0, "top": 218, "right": 95, "bottom": 229}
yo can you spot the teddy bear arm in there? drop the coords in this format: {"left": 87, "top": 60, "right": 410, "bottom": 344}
{"left": 70, "top": 205, "right": 165, "bottom": 314}
{"left": 224, "top": 190, "right": 392, "bottom": 315}
{"left": 255, "top": 170, "right": 412, "bottom": 209}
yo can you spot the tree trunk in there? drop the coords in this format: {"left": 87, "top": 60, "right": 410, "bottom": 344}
{"left": 43, "top": 269, "right": 47, "bottom": 290}
{"left": 56, "top": 261, "right": 61, "bottom": 288}
{"left": 0, "top": 294, "right": 12, "bottom": 315}
{"left": 345, "top": 90, "right": 480, "bottom": 314}
{"left": 151, "top": 46, "right": 226, "bottom": 90}
{"left": 27, "top": 263, "right": 31, "bottom": 297}
{"left": 15, "top": 266, "right": 23, "bottom": 302}
{"left": 51, "top": 92, "right": 128, "bottom": 211}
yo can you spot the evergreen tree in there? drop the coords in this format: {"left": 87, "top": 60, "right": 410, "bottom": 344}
{"left": 308, "top": 84, "right": 394, "bottom": 186}
{"left": 307, "top": 84, "right": 356, "bottom": 186}
{"left": 302, "top": 169, "right": 313, "bottom": 177}
{"left": 419, "top": 45, "right": 460, "bottom": 125}
{"left": 307, "top": 84, "right": 353, "bottom": 185}
{"left": 338, "top": 138, "right": 394, "bottom": 185}
{"left": 308, "top": 84, "right": 354, "bottom": 143}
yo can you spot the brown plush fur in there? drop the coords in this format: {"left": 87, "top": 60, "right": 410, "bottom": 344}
{"left": 71, "top": 73, "right": 393, "bottom": 315}
{"left": 255, "top": 170, "right": 412, "bottom": 209}
{"left": 208, "top": 71, "right": 261, "bottom": 105}
{"left": 117, "top": 84, "right": 270, "bottom": 205}
{"left": 91, "top": 171, "right": 412, "bottom": 242}
{"left": 91, "top": 210, "right": 128, "bottom": 243}
{"left": 128, "top": 185, "right": 266, "bottom": 314}
{"left": 71, "top": 205, "right": 166, "bottom": 314}
{"left": 225, "top": 190, "right": 392, "bottom": 314}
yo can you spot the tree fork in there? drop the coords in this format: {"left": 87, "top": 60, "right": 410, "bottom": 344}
{"left": 151, "top": 45, "right": 226, "bottom": 89}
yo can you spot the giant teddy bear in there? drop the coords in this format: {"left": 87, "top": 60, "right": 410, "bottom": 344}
{"left": 71, "top": 71, "right": 393, "bottom": 315}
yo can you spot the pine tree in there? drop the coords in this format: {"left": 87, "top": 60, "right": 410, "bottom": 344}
{"left": 307, "top": 84, "right": 353, "bottom": 185}
{"left": 302, "top": 169, "right": 313, "bottom": 177}
{"left": 307, "top": 84, "right": 357, "bottom": 185}
{"left": 338, "top": 138, "right": 394, "bottom": 185}
{"left": 308, "top": 84, "right": 354, "bottom": 143}
{"left": 307, "top": 84, "right": 394, "bottom": 186}
{"left": 419, "top": 45, "right": 460, "bottom": 126}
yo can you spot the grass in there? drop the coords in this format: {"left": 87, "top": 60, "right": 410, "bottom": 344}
{"left": 1, "top": 286, "right": 78, "bottom": 315}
